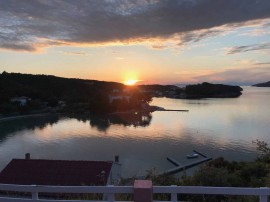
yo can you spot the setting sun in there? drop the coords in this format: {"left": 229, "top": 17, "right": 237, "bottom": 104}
{"left": 124, "top": 79, "right": 139, "bottom": 86}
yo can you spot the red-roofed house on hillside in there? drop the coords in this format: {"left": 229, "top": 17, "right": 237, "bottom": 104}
{"left": 0, "top": 154, "right": 121, "bottom": 186}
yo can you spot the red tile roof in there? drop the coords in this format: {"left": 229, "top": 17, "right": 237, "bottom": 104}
{"left": 0, "top": 159, "right": 113, "bottom": 186}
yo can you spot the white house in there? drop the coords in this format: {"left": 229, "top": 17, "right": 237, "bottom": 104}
{"left": 109, "top": 95, "right": 131, "bottom": 103}
{"left": 10, "top": 96, "right": 31, "bottom": 106}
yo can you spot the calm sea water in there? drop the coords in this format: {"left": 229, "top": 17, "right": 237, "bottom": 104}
{"left": 0, "top": 86, "right": 270, "bottom": 177}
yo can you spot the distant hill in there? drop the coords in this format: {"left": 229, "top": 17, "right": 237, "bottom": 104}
{"left": 253, "top": 81, "right": 270, "bottom": 87}
{"left": 174, "top": 82, "right": 252, "bottom": 87}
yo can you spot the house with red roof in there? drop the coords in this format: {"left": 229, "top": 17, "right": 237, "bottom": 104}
{"left": 0, "top": 154, "right": 121, "bottom": 186}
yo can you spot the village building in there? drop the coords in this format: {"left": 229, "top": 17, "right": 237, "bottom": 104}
{"left": 109, "top": 95, "right": 131, "bottom": 103}
{"left": 10, "top": 96, "right": 31, "bottom": 106}
{"left": 58, "top": 100, "right": 66, "bottom": 107}
{"left": 112, "top": 88, "right": 120, "bottom": 93}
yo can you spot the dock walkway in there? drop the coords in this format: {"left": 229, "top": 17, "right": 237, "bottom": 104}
{"left": 160, "top": 150, "right": 212, "bottom": 176}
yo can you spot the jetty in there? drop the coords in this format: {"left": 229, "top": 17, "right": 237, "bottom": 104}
{"left": 157, "top": 109, "right": 189, "bottom": 112}
{"left": 167, "top": 157, "right": 181, "bottom": 166}
{"left": 151, "top": 106, "right": 189, "bottom": 112}
{"left": 160, "top": 151, "right": 212, "bottom": 176}
{"left": 193, "top": 150, "right": 207, "bottom": 158}
{"left": 160, "top": 157, "right": 212, "bottom": 176}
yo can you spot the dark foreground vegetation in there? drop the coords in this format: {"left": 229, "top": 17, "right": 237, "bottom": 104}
{"left": 0, "top": 72, "right": 243, "bottom": 116}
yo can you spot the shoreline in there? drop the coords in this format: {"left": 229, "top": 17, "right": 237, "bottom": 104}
{"left": 0, "top": 104, "right": 186, "bottom": 122}
{"left": 0, "top": 113, "right": 56, "bottom": 123}
{"left": 107, "top": 105, "right": 165, "bottom": 116}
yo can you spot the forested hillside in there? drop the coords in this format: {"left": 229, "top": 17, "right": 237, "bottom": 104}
{"left": 0, "top": 71, "right": 123, "bottom": 103}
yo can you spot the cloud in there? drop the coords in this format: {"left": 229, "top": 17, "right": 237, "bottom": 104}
{"left": 193, "top": 67, "right": 270, "bottom": 84}
{"left": 254, "top": 62, "right": 270, "bottom": 65}
{"left": 151, "top": 44, "right": 167, "bottom": 50}
{"left": 115, "top": 57, "right": 125, "bottom": 60}
{"left": 227, "top": 42, "right": 270, "bottom": 54}
{"left": 62, "top": 51, "right": 88, "bottom": 55}
{"left": 241, "top": 28, "right": 270, "bottom": 37}
{"left": 1, "top": 0, "right": 270, "bottom": 51}
{"left": 233, "top": 59, "right": 270, "bottom": 66}
{"left": 0, "top": 42, "right": 37, "bottom": 52}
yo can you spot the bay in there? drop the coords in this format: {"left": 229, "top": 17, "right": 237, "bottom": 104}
{"left": 0, "top": 86, "right": 270, "bottom": 177}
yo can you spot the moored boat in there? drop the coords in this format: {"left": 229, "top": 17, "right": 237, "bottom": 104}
{"left": 186, "top": 153, "right": 199, "bottom": 159}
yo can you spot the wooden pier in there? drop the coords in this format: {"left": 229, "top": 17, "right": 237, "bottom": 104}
{"left": 160, "top": 157, "right": 212, "bottom": 176}
{"left": 193, "top": 150, "right": 207, "bottom": 158}
{"left": 167, "top": 157, "right": 181, "bottom": 166}
{"left": 160, "top": 150, "right": 212, "bottom": 176}
{"left": 157, "top": 109, "right": 189, "bottom": 112}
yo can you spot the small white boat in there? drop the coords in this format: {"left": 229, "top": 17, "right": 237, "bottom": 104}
{"left": 186, "top": 153, "right": 199, "bottom": 159}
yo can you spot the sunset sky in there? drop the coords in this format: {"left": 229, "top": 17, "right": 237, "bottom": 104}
{"left": 1, "top": 0, "right": 270, "bottom": 85}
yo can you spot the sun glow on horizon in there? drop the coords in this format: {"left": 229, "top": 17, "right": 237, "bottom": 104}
{"left": 124, "top": 79, "right": 139, "bottom": 86}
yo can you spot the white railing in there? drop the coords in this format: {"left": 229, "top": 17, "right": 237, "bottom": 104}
{"left": 0, "top": 183, "right": 269, "bottom": 202}
{"left": 153, "top": 185, "right": 270, "bottom": 202}
{"left": 0, "top": 184, "right": 133, "bottom": 202}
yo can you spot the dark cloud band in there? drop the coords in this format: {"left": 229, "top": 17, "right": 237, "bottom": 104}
{"left": 1, "top": 0, "right": 270, "bottom": 51}
{"left": 227, "top": 43, "right": 270, "bottom": 54}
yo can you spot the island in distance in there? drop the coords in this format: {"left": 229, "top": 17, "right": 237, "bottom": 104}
{"left": 184, "top": 82, "right": 243, "bottom": 99}
{"left": 253, "top": 81, "right": 270, "bottom": 87}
